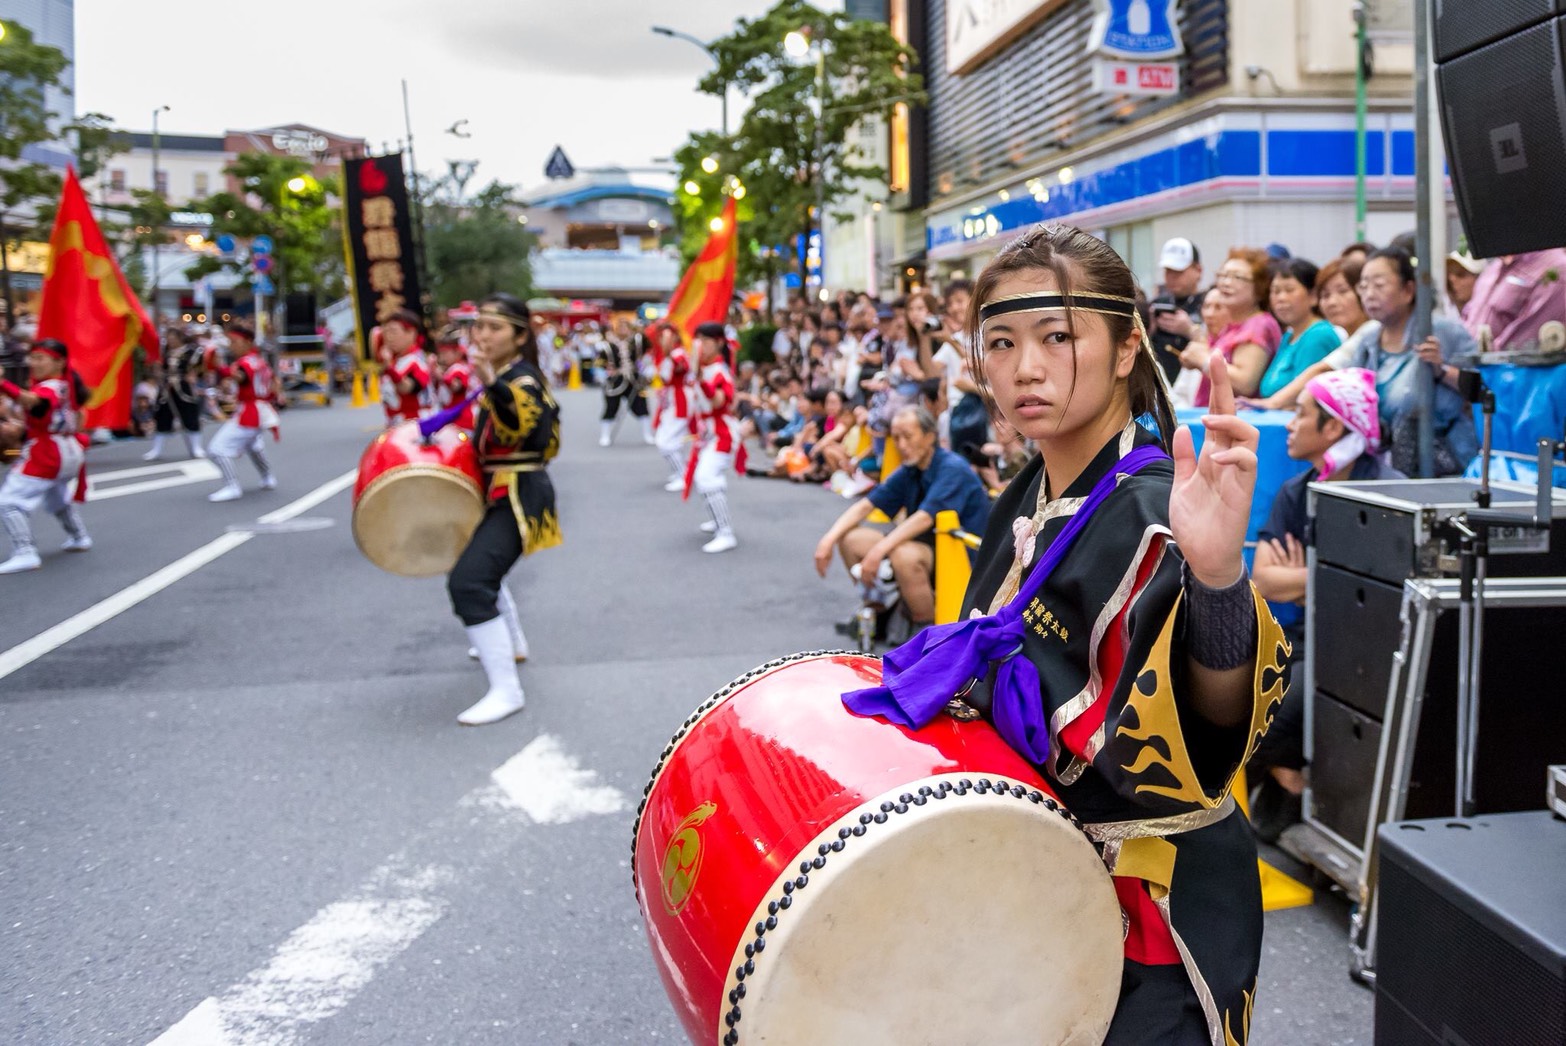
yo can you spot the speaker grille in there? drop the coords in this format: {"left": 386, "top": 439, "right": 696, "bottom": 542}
{"left": 1434, "top": 0, "right": 1559, "bottom": 62}
{"left": 1439, "top": 18, "right": 1566, "bottom": 258}
{"left": 1377, "top": 855, "right": 1565, "bottom": 1045}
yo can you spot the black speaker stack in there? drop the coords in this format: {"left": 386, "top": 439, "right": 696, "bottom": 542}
{"left": 1307, "top": 479, "right": 1566, "bottom": 856}
{"left": 1375, "top": 813, "right": 1566, "bottom": 1044}
{"left": 1435, "top": 0, "right": 1566, "bottom": 257}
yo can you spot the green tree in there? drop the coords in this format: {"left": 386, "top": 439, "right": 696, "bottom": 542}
{"left": 67, "top": 111, "right": 125, "bottom": 182}
{"left": 672, "top": 0, "right": 924, "bottom": 290}
{"left": 0, "top": 19, "right": 71, "bottom": 319}
{"left": 420, "top": 174, "right": 534, "bottom": 309}
{"left": 184, "top": 152, "right": 345, "bottom": 303}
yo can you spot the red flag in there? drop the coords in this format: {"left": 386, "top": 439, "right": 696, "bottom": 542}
{"left": 667, "top": 196, "right": 738, "bottom": 345}
{"left": 37, "top": 167, "right": 159, "bottom": 430}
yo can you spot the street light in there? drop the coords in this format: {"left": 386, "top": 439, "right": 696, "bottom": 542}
{"left": 150, "top": 104, "right": 171, "bottom": 332}
{"left": 700, "top": 155, "right": 719, "bottom": 174}
{"left": 784, "top": 29, "right": 811, "bottom": 58}
{"left": 652, "top": 25, "right": 728, "bottom": 136}
{"left": 286, "top": 176, "right": 308, "bottom": 194}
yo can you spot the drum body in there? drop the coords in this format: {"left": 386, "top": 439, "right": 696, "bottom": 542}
{"left": 632, "top": 652, "right": 1124, "bottom": 1046}
{"left": 351, "top": 421, "right": 484, "bottom": 577}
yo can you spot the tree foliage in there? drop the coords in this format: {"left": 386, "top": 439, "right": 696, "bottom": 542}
{"left": 419, "top": 173, "right": 534, "bottom": 309}
{"left": 184, "top": 152, "right": 345, "bottom": 302}
{"left": 0, "top": 20, "right": 70, "bottom": 261}
{"left": 672, "top": 0, "right": 924, "bottom": 288}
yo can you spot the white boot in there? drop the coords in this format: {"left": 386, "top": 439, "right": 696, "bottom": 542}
{"left": 142, "top": 434, "right": 166, "bottom": 461}
{"left": 0, "top": 548, "right": 42, "bottom": 573}
{"left": 459, "top": 617, "right": 526, "bottom": 726}
{"left": 641, "top": 416, "right": 655, "bottom": 445}
{"left": 598, "top": 421, "right": 613, "bottom": 447}
{"left": 467, "top": 585, "right": 529, "bottom": 662}
{"left": 184, "top": 431, "right": 206, "bottom": 458}
{"left": 702, "top": 529, "right": 738, "bottom": 553}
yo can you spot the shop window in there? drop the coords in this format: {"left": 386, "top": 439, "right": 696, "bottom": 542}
{"left": 154, "top": 169, "right": 169, "bottom": 195}
{"left": 194, "top": 172, "right": 209, "bottom": 196}
{"left": 109, "top": 169, "right": 125, "bottom": 193}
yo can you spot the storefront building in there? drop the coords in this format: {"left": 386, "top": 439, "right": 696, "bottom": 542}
{"left": 911, "top": 0, "right": 1428, "bottom": 292}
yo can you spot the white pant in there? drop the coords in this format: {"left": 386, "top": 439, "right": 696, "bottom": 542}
{"left": 693, "top": 444, "right": 732, "bottom": 494}
{"left": 654, "top": 413, "right": 690, "bottom": 457}
{"left": 0, "top": 469, "right": 74, "bottom": 516}
{"left": 208, "top": 420, "right": 264, "bottom": 459}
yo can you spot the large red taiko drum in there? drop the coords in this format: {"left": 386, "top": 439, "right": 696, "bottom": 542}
{"left": 632, "top": 651, "right": 1124, "bottom": 1045}
{"left": 351, "top": 421, "right": 484, "bottom": 577}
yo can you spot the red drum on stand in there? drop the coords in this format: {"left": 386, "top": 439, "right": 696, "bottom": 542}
{"left": 632, "top": 651, "right": 1123, "bottom": 1045}
{"left": 351, "top": 421, "right": 484, "bottom": 577}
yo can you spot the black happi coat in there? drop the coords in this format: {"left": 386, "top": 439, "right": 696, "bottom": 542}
{"left": 960, "top": 423, "right": 1289, "bottom": 1046}
{"left": 474, "top": 357, "right": 562, "bottom": 554}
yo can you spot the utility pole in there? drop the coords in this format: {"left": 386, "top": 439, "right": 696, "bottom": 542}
{"left": 149, "top": 104, "right": 170, "bottom": 334}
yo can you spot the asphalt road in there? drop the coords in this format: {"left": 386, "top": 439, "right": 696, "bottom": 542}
{"left": 1, "top": 389, "right": 1373, "bottom": 1045}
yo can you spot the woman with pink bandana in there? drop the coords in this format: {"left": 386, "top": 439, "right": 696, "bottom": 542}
{"left": 1248, "top": 368, "right": 1404, "bottom": 839}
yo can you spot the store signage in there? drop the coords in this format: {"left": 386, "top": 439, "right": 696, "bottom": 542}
{"left": 272, "top": 130, "right": 329, "bottom": 157}
{"left": 1087, "top": 0, "right": 1184, "bottom": 60}
{"left": 946, "top": 0, "right": 1069, "bottom": 75}
{"left": 1091, "top": 59, "right": 1179, "bottom": 96}
{"left": 170, "top": 211, "right": 214, "bottom": 226}
{"left": 343, "top": 154, "right": 425, "bottom": 359}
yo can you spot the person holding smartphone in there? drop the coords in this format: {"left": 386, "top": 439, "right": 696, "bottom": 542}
{"left": 1149, "top": 237, "right": 1205, "bottom": 384}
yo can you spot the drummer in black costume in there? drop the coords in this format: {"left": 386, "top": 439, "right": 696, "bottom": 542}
{"left": 143, "top": 328, "right": 206, "bottom": 461}
{"left": 446, "top": 293, "right": 562, "bottom": 726}
{"left": 598, "top": 317, "right": 652, "bottom": 446}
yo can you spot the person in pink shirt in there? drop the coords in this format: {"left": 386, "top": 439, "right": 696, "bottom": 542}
{"left": 1180, "top": 247, "right": 1282, "bottom": 405}
{"left": 1462, "top": 248, "right": 1566, "bottom": 353}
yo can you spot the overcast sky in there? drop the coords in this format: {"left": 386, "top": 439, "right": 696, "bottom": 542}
{"left": 74, "top": 0, "right": 831, "bottom": 194}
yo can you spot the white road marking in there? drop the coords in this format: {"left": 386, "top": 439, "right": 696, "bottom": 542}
{"left": 149, "top": 865, "right": 452, "bottom": 1046}
{"left": 479, "top": 733, "right": 628, "bottom": 823}
{"left": 0, "top": 469, "right": 357, "bottom": 683}
{"left": 78, "top": 460, "right": 222, "bottom": 501}
{"left": 149, "top": 736, "right": 624, "bottom": 1044}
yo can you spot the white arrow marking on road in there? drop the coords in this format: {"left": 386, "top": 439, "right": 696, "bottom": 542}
{"left": 149, "top": 738, "right": 625, "bottom": 1044}
{"left": 76, "top": 459, "right": 222, "bottom": 501}
{"left": 149, "top": 869, "right": 451, "bottom": 1046}
{"left": 480, "top": 733, "right": 629, "bottom": 823}
{"left": 0, "top": 469, "right": 357, "bottom": 683}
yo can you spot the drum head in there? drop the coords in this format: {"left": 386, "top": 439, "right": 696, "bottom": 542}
{"left": 728, "top": 775, "right": 1123, "bottom": 1045}
{"left": 352, "top": 465, "right": 484, "bottom": 577}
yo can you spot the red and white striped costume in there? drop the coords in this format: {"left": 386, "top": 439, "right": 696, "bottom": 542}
{"left": 0, "top": 374, "right": 90, "bottom": 568}
{"left": 382, "top": 349, "right": 431, "bottom": 425}
{"left": 683, "top": 359, "right": 747, "bottom": 497}
{"left": 437, "top": 358, "right": 477, "bottom": 431}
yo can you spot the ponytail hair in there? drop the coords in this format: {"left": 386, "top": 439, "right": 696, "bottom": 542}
{"left": 965, "top": 223, "right": 1175, "bottom": 451}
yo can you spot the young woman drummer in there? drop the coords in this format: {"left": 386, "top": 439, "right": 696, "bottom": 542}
{"left": 446, "top": 293, "right": 562, "bottom": 726}
{"left": 847, "top": 224, "right": 1288, "bottom": 1044}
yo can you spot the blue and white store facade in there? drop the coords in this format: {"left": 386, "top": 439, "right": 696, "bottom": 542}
{"left": 917, "top": 0, "right": 1437, "bottom": 291}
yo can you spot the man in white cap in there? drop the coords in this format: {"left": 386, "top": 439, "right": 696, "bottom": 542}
{"left": 1444, "top": 251, "right": 1484, "bottom": 321}
{"left": 1149, "top": 236, "right": 1204, "bottom": 384}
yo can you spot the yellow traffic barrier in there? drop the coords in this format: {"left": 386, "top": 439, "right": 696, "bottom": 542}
{"left": 933, "top": 509, "right": 982, "bottom": 625}
{"left": 568, "top": 359, "right": 582, "bottom": 390}
{"left": 1230, "top": 765, "right": 1315, "bottom": 911}
{"left": 367, "top": 367, "right": 381, "bottom": 404}
{"left": 350, "top": 370, "right": 366, "bottom": 408}
{"left": 867, "top": 438, "right": 902, "bottom": 523}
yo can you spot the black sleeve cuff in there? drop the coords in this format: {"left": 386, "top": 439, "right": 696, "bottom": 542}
{"left": 1183, "top": 565, "right": 1258, "bottom": 671}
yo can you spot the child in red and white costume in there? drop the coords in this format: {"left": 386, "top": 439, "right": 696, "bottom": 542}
{"left": 687, "top": 322, "right": 745, "bottom": 553}
{"left": 651, "top": 323, "right": 693, "bottom": 492}
{"left": 206, "top": 321, "right": 280, "bottom": 503}
{"left": 433, "top": 329, "right": 478, "bottom": 432}
{"left": 0, "top": 338, "right": 91, "bottom": 573}
{"left": 379, "top": 310, "right": 431, "bottom": 426}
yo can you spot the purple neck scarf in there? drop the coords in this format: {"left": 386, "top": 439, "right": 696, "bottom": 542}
{"left": 842, "top": 443, "right": 1169, "bottom": 766}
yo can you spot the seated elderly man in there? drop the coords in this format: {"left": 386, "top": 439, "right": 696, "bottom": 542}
{"left": 813, "top": 405, "right": 991, "bottom": 636}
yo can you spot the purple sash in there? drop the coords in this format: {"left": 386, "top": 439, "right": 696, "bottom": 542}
{"left": 417, "top": 390, "right": 482, "bottom": 438}
{"left": 842, "top": 443, "right": 1169, "bottom": 765}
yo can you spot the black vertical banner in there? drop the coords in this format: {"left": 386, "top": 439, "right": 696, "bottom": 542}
{"left": 342, "top": 154, "right": 424, "bottom": 361}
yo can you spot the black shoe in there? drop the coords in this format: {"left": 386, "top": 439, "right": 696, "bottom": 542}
{"left": 1249, "top": 775, "right": 1302, "bottom": 845}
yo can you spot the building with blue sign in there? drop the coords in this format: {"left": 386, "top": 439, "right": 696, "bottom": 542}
{"left": 875, "top": 0, "right": 1441, "bottom": 296}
